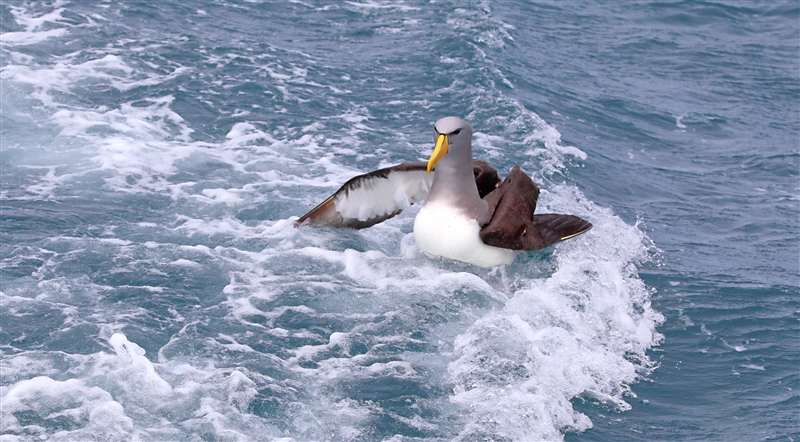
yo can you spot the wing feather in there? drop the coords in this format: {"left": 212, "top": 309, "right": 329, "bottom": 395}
{"left": 479, "top": 166, "right": 592, "bottom": 250}
{"left": 295, "top": 162, "right": 431, "bottom": 229}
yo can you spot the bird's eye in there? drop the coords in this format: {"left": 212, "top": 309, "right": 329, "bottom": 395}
{"left": 452, "top": 129, "right": 461, "bottom": 135}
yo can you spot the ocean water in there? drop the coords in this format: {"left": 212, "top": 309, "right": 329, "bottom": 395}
{"left": 0, "top": 1, "right": 797, "bottom": 441}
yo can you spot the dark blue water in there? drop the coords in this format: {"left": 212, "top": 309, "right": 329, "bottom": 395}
{"left": 1, "top": 1, "right": 798, "bottom": 440}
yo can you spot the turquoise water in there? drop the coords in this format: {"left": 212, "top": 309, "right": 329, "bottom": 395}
{"left": 1, "top": 1, "right": 798, "bottom": 440}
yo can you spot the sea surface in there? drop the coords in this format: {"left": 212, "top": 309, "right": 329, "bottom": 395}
{"left": 1, "top": 1, "right": 798, "bottom": 441}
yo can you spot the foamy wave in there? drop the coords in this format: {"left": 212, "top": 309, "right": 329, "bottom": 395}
{"left": 448, "top": 186, "right": 663, "bottom": 441}
{"left": 0, "top": 333, "right": 283, "bottom": 440}
{"left": 1, "top": 2, "right": 73, "bottom": 47}
{"left": 2, "top": 54, "right": 189, "bottom": 108}
{"left": 447, "top": 3, "right": 516, "bottom": 50}
{"left": 1, "top": 377, "right": 134, "bottom": 441}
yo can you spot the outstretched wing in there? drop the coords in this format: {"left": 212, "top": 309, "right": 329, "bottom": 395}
{"left": 479, "top": 166, "right": 592, "bottom": 250}
{"left": 295, "top": 162, "right": 432, "bottom": 229}
{"left": 295, "top": 161, "right": 502, "bottom": 230}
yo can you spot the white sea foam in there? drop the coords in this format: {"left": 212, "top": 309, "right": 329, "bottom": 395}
{"left": 0, "top": 2, "right": 73, "bottom": 46}
{"left": 0, "top": 333, "right": 283, "bottom": 440}
{"left": 0, "top": 377, "right": 134, "bottom": 441}
{"left": 448, "top": 186, "right": 663, "bottom": 440}
{"left": 447, "top": 4, "right": 515, "bottom": 49}
{"left": 1, "top": 54, "right": 188, "bottom": 107}
{"left": 741, "top": 364, "right": 765, "bottom": 371}
{"left": 344, "top": 1, "right": 421, "bottom": 12}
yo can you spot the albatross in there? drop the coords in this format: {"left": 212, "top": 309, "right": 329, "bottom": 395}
{"left": 294, "top": 116, "right": 592, "bottom": 267}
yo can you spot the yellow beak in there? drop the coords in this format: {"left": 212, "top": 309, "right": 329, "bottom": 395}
{"left": 427, "top": 134, "right": 449, "bottom": 173}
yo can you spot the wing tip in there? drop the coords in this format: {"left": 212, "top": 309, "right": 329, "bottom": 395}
{"left": 559, "top": 219, "right": 592, "bottom": 241}
{"left": 294, "top": 195, "right": 337, "bottom": 228}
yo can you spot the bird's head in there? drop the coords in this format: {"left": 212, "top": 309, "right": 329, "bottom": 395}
{"left": 427, "top": 116, "right": 474, "bottom": 173}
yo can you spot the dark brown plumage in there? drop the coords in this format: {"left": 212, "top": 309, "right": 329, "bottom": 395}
{"left": 472, "top": 160, "right": 501, "bottom": 198}
{"left": 479, "top": 166, "right": 592, "bottom": 250}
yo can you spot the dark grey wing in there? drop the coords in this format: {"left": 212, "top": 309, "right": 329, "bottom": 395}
{"left": 294, "top": 162, "right": 432, "bottom": 229}
{"left": 479, "top": 166, "right": 592, "bottom": 250}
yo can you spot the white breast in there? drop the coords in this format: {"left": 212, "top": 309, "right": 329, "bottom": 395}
{"left": 413, "top": 200, "right": 519, "bottom": 267}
